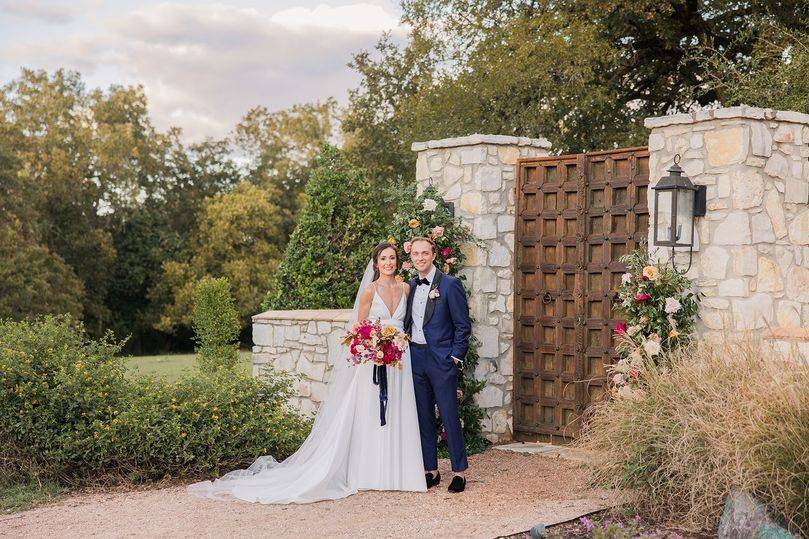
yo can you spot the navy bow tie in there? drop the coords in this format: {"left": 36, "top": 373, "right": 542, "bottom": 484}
{"left": 415, "top": 277, "right": 430, "bottom": 286}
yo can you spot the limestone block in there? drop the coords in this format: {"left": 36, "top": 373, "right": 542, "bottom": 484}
{"left": 253, "top": 323, "right": 274, "bottom": 346}
{"left": 763, "top": 189, "right": 788, "bottom": 238}
{"left": 755, "top": 257, "right": 784, "bottom": 292}
{"left": 730, "top": 170, "right": 764, "bottom": 209}
{"left": 733, "top": 246, "right": 758, "bottom": 276}
{"left": 477, "top": 324, "right": 500, "bottom": 358}
{"left": 477, "top": 165, "right": 503, "bottom": 191}
{"left": 443, "top": 164, "right": 464, "bottom": 184}
{"left": 764, "top": 152, "right": 789, "bottom": 179}
{"left": 751, "top": 213, "right": 776, "bottom": 244}
{"left": 498, "top": 146, "right": 520, "bottom": 165}
{"left": 416, "top": 154, "right": 429, "bottom": 181}
{"left": 476, "top": 266, "right": 498, "bottom": 293}
{"left": 296, "top": 381, "right": 312, "bottom": 397}
{"left": 475, "top": 384, "right": 504, "bottom": 408}
{"left": 717, "top": 174, "right": 731, "bottom": 198}
{"left": 785, "top": 177, "right": 808, "bottom": 204}
{"left": 776, "top": 301, "right": 802, "bottom": 327}
{"left": 488, "top": 242, "right": 511, "bottom": 267}
{"left": 773, "top": 124, "right": 799, "bottom": 143}
{"left": 713, "top": 213, "right": 751, "bottom": 245}
{"left": 473, "top": 216, "right": 498, "bottom": 240}
{"left": 700, "top": 310, "right": 726, "bottom": 330}
{"left": 460, "top": 146, "right": 487, "bottom": 164}
{"left": 702, "top": 297, "right": 730, "bottom": 309}
{"left": 285, "top": 324, "right": 301, "bottom": 341}
{"left": 445, "top": 181, "right": 462, "bottom": 200}
{"left": 786, "top": 266, "right": 809, "bottom": 302}
{"left": 460, "top": 192, "right": 483, "bottom": 215}
{"left": 317, "top": 321, "right": 331, "bottom": 334}
{"left": 497, "top": 215, "right": 515, "bottom": 232}
{"left": 298, "top": 399, "right": 316, "bottom": 416}
{"left": 705, "top": 127, "right": 748, "bottom": 166}
{"left": 649, "top": 133, "right": 665, "bottom": 151}
{"left": 307, "top": 381, "right": 327, "bottom": 402}
{"left": 700, "top": 246, "right": 729, "bottom": 279}
{"left": 690, "top": 133, "right": 704, "bottom": 149}
{"left": 788, "top": 210, "right": 809, "bottom": 245}
{"left": 749, "top": 122, "right": 773, "bottom": 157}
{"left": 718, "top": 278, "right": 748, "bottom": 297}
{"left": 732, "top": 294, "right": 773, "bottom": 330}
{"left": 492, "top": 410, "right": 509, "bottom": 434}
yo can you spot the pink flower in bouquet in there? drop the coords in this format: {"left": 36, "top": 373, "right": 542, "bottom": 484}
{"left": 615, "top": 322, "right": 628, "bottom": 335}
{"left": 430, "top": 226, "right": 445, "bottom": 238}
{"left": 635, "top": 293, "right": 650, "bottom": 302}
{"left": 441, "top": 247, "right": 452, "bottom": 257}
{"left": 358, "top": 323, "right": 373, "bottom": 339}
{"left": 404, "top": 241, "right": 412, "bottom": 254}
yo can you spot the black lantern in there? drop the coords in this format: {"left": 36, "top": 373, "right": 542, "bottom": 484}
{"left": 651, "top": 154, "right": 706, "bottom": 273}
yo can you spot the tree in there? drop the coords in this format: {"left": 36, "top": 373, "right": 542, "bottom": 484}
{"left": 193, "top": 277, "right": 241, "bottom": 373}
{"left": 152, "top": 181, "right": 288, "bottom": 332}
{"left": 234, "top": 100, "right": 336, "bottom": 231}
{"left": 690, "top": 21, "right": 809, "bottom": 113}
{"left": 263, "top": 145, "right": 387, "bottom": 310}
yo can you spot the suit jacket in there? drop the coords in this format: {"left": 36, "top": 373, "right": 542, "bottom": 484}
{"left": 404, "top": 267, "right": 472, "bottom": 363}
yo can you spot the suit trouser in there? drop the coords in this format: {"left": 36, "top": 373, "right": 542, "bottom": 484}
{"left": 410, "top": 343, "right": 469, "bottom": 473}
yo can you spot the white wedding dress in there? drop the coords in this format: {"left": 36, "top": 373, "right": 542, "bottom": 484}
{"left": 188, "top": 264, "right": 426, "bottom": 504}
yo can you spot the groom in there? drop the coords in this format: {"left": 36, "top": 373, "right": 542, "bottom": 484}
{"left": 405, "top": 236, "right": 472, "bottom": 493}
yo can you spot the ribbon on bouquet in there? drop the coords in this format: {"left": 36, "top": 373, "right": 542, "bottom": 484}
{"left": 372, "top": 365, "right": 388, "bottom": 426}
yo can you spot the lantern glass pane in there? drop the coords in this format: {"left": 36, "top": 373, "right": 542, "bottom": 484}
{"left": 676, "top": 188, "right": 695, "bottom": 245}
{"left": 655, "top": 190, "right": 674, "bottom": 244}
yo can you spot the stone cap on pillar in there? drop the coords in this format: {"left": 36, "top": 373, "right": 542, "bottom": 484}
{"left": 411, "top": 134, "right": 552, "bottom": 152}
{"left": 644, "top": 106, "right": 809, "bottom": 129}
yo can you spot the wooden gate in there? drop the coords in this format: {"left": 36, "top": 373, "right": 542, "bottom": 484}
{"left": 513, "top": 147, "right": 649, "bottom": 442}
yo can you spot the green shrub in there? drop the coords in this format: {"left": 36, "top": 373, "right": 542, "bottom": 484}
{"left": 193, "top": 277, "right": 240, "bottom": 373}
{"left": 577, "top": 337, "right": 808, "bottom": 534}
{"left": 0, "top": 316, "right": 310, "bottom": 485}
{"left": 262, "top": 144, "right": 386, "bottom": 310}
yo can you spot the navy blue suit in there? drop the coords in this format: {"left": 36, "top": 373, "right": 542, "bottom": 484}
{"left": 404, "top": 267, "right": 471, "bottom": 473}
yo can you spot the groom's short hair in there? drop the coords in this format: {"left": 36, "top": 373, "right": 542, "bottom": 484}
{"left": 410, "top": 236, "right": 436, "bottom": 254}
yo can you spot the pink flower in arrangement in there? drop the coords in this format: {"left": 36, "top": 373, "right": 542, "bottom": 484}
{"left": 439, "top": 431, "right": 448, "bottom": 441}
{"left": 402, "top": 261, "right": 411, "bottom": 270}
{"left": 635, "top": 293, "right": 651, "bottom": 302}
{"left": 441, "top": 247, "right": 452, "bottom": 257}
{"left": 358, "top": 324, "right": 373, "bottom": 339}
{"left": 446, "top": 257, "right": 458, "bottom": 265}
{"left": 615, "top": 322, "right": 628, "bottom": 335}
{"left": 403, "top": 241, "right": 412, "bottom": 254}
{"left": 430, "top": 226, "right": 445, "bottom": 238}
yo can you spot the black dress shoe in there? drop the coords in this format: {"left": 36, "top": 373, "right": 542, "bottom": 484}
{"left": 447, "top": 475, "right": 466, "bottom": 493}
{"left": 425, "top": 471, "right": 441, "bottom": 488}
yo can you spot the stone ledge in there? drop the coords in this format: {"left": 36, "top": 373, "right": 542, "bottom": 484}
{"left": 411, "top": 133, "right": 552, "bottom": 152}
{"left": 252, "top": 309, "right": 353, "bottom": 322}
{"left": 764, "top": 327, "right": 809, "bottom": 341}
{"left": 644, "top": 106, "right": 809, "bottom": 129}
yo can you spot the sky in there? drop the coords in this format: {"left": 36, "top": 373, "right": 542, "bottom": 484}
{"left": 0, "top": 0, "right": 405, "bottom": 141}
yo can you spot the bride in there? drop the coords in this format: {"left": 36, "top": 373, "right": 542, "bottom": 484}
{"left": 188, "top": 241, "right": 427, "bottom": 503}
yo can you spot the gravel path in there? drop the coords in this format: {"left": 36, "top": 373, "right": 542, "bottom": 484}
{"left": 0, "top": 449, "right": 611, "bottom": 538}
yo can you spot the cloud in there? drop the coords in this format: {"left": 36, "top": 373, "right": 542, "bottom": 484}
{"left": 0, "top": 0, "right": 101, "bottom": 24}
{"left": 2, "top": 2, "right": 404, "bottom": 141}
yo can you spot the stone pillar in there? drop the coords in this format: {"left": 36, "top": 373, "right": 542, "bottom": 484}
{"left": 645, "top": 107, "right": 809, "bottom": 358}
{"left": 411, "top": 134, "right": 552, "bottom": 442}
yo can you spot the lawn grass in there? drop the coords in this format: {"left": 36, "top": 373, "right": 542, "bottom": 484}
{"left": 124, "top": 351, "right": 252, "bottom": 381}
{"left": 0, "top": 482, "right": 63, "bottom": 514}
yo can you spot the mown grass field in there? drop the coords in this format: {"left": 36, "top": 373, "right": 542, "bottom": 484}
{"left": 124, "top": 351, "right": 253, "bottom": 381}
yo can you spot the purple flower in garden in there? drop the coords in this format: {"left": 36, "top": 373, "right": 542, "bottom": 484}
{"left": 580, "top": 516, "right": 594, "bottom": 532}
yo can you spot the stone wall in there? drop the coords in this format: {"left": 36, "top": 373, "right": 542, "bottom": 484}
{"left": 645, "top": 107, "right": 809, "bottom": 359}
{"left": 252, "top": 309, "right": 351, "bottom": 415}
{"left": 412, "top": 134, "right": 552, "bottom": 442}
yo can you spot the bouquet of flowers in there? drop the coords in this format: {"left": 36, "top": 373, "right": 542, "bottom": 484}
{"left": 342, "top": 319, "right": 409, "bottom": 369}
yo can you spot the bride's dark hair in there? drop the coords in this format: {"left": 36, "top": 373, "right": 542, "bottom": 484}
{"left": 371, "top": 242, "right": 398, "bottom": 281}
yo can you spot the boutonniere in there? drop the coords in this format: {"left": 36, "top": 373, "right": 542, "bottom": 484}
{"left": 429, "top": 288, "right": 440, "bottom": 300}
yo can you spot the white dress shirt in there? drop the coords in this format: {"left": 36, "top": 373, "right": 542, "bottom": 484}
{"left": 411, "top": 266, "right": 462, "bottom": 366}
{"left": 410, "top": 265, "right": 435, "bottom": 345}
